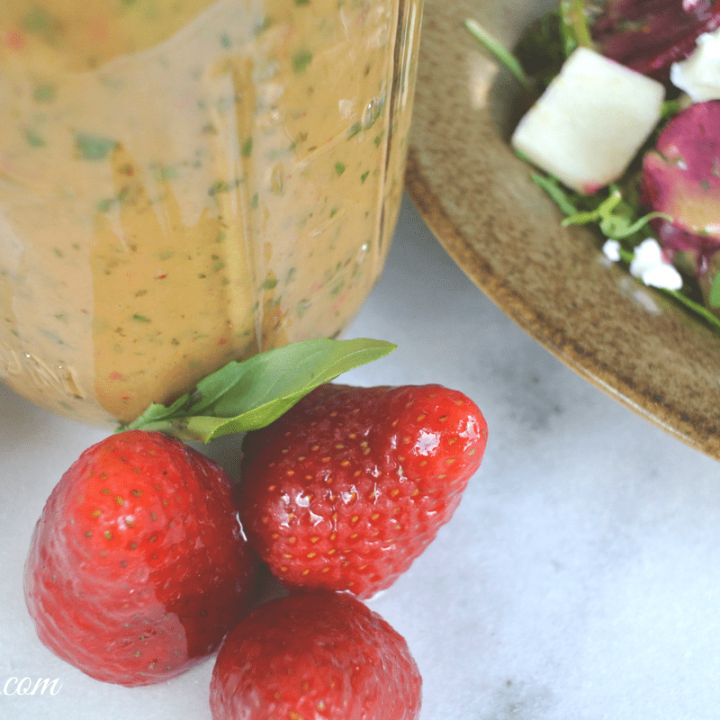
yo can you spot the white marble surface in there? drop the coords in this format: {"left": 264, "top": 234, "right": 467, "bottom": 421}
{"left": 2, "top": 194, "right": 720, "bottom": 719}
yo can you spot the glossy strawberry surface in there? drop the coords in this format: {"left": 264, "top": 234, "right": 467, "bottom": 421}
{"left": 24, "top": 430, "right": 258, "bottom": 686}
{"left": 210, "top": 590, "right": 422, "bottom": 720}
{"left": 238, "top": 383, "right": 488, "bottom": 598}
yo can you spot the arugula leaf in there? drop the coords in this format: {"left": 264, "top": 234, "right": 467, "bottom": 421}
{"left": 120, "top": 337, "right": 396, "bottom": 443}
{"left": 464, "top": 19, "right": 532, "bottom": 90}
{"left": 710, "top": 273, "right": 720, "bottom": 308}
{"left": 561, "top": 186, "right": 672, "bottom": 239}
{"left": 527, "top": 166, "right": 720, "bottom": 336}
{"left": 530, "top": 172, "right": 579, "bottom": 215}
{"left": 514, "top": 10, "right": 566, "bottom": 91}
{"left": 665, "top": 286, "right": 720, "bottom": 333}
{"left": 558, "top": 0, "right": 594, "bottom": 56}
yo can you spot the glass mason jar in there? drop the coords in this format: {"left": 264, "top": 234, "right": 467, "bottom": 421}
{"left": 0, "top": 0, "right": 422, "bottom": 427}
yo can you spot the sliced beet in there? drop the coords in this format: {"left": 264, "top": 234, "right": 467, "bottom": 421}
{"left": 642, "top": 100, "right": 720, "bottom": 276}
{"left": 592, "top": 0, "right": 720, "bottom": 81}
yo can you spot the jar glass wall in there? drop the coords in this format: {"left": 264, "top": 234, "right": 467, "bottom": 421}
{"left": 0, "top": 0, "right": 423, "bottom": 426}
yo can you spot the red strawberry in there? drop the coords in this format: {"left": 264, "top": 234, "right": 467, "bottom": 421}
{"left": 210, "top": 590, "right": 422, "bottom": 720}
{"left": 237, "top": 383, "right": 488, "bottom": 598}
{"left": 24, "top": 430, "right": 258, "bottom": 686}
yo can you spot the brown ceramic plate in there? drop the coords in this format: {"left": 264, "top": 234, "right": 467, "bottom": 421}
{"left": 405, "top": 0, "right": 720, "bottom": 460}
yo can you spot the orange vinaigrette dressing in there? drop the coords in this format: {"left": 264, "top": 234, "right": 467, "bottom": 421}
{"left": 0, "top": 0, "right": 422, "bottom": 425}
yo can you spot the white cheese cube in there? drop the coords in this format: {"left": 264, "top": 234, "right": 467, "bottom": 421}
{"left": 511, "top": 46, "right": 665, "bottom": 194}
{"left": 670, "top": 28, "right": 720, "bottom": 102}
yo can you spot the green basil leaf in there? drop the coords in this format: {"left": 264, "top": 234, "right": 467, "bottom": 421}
{"left": 120, "top": 337, "right": 396, "bottom": 442}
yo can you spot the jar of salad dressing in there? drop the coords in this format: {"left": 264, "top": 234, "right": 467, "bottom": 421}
{"left": 0, "top": 0, "right": 422, "bottom": 426}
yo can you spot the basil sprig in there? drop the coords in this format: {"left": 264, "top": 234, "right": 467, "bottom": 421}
{"left": 119, "top": 337, "right": 395, "bottom": 443}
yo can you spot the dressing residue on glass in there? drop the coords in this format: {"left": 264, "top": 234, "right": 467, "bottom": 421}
{"left": 0, "top": 0, "right": 422, "bottom": 425}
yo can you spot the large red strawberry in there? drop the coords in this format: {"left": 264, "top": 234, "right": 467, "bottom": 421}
{"left": 237, "top": 383, "right": 488, "bottom": 598}
{"left": 210, "top": 590, "right": 422, "bottom": 720}
{"left": 24, "top": 430, "right": 258, "bottom": 686}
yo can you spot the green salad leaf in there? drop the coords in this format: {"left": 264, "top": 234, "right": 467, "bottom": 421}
{"left": 119, "top": 337, "right": 396, "bottom": 443}
{"left": 466, "top": 7, "right": 720, "bottom": 339}
{"left": 558, "top": 0, "right": 594, "bottom": 55}
{"left": 516, "top": 19, "right": 566, "bottom": 91}
{"left": 709, "top": 273, "right": 720, "bottom": 309}
{"left": 531, "top": 169, "right": 720, "bottom": 335}
{"left": 561, "top": 186, "right": 672, "bottom": 239}
{"left": 529, "top": 171, "right": 579, "bottom": 215}
{"left": 464, "top": 19, "right": 532, "bottom": 89}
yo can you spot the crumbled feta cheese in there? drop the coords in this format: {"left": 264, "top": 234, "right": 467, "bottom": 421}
{"left": 629, "top": 238, "right": 683, "bottom": 290}
{"left": 640, "top": 262, "right": 683, "bottom": 291}
{"left": 511, "top": 47, "right": 665, "bottom": 194}
{"left": 602, "top": 239, "right": 621, "bottom": 262}
{"left": 670, "top": 28, "right": 720, "bottom": 102}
